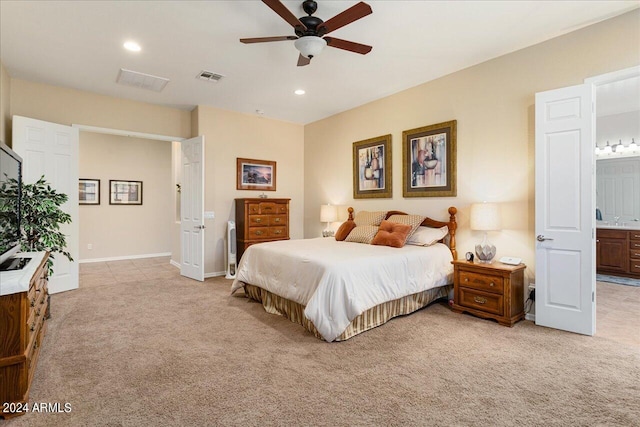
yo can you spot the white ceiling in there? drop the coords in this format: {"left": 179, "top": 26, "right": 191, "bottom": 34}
{"left": 1, "top": 1, "right": 638, "bottom": 125}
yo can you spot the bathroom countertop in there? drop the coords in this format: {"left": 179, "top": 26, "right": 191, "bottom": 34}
{"left": 597, "top": 223, "right": 640, "bottom": 231}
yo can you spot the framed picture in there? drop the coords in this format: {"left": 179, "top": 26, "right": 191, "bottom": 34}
{"left": 402, "top": 120, "right": 457, "bottom": 197}
{"left": 109, "top": 180, "right": 143, "bottom": 205}
{"left": 79, "top": 179, "right": 100, "bottom": 205}
{"left": 353, "top": 134, "right": 392, "bottom": 199}
{"left": 236, "top": 158, "right": 276, "bottom": 191}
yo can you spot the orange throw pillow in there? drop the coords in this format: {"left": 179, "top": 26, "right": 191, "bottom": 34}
{"left": 335, "top": 220, "right": 357, "bottom": 241}
{"left": 372, "top": 220, "right": 413, "bottom": 248}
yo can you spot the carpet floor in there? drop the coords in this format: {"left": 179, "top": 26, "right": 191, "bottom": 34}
{"left": 4, "top": 258, "right": 639, "bottom": 426}
{"left": 596, "top": 273, "right": 640, "bottom": 287}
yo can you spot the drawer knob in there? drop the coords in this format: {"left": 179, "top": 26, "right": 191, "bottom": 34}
{"left": 255, "top": 230, "right": 263, "bottom": 235}
{"left": 274, "top": 230, "right": 282, "bottom": 235}
{"left": 474, "top": 296, "right": 487, "bottom": 304}
{"left": 464, "top": 278, "right": 468, "bottom": 282}
{"left": 489, "top": 282, "right": 494, "bottom": 287}
{"left": 254, "top": 218, "right": 262, "bottom": 223}
{"left": 274, "top": 218, "right": 280, "bottom": 222}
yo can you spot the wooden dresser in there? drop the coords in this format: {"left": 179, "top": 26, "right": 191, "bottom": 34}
{"left": 235, "top": 198, "right": 290, "bottom": 261}
{"left": 596, "top": 228, "right": 640, "bottom": 278}
{"left": 451, "top": 260, "right": 526, "bottom": 327}
{"left": 0, "top": 252, "right": 49, "bottom": 418}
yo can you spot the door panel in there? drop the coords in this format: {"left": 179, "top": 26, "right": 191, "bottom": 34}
{"left": 535, "top": 84, "right": 595, "bottom": 336}
{"left": 13, "top": 116, "right": 79, "bottom": 294}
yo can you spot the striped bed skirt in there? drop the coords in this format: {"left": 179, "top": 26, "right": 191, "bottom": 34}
{"left": 242, "top": 283, "right": 453, "bottom": 341}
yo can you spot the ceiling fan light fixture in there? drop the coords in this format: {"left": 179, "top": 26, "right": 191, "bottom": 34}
{"left": 294, "top": 36, "right": 327, "bottom": 59}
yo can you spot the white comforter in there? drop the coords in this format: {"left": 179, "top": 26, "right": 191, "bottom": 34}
{"left": 231, "top": 238, "right": 454, "bottom": 342}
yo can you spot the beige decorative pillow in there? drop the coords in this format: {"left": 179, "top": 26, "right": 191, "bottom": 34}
{"left": 406, "top": 225, "right": 449, "bottom": 246}
{"left": 386, "top": 214, "right": 426, "bottom": 239}
{"left": 353, "top": 211, "right": 387, "bottom": 226}
{"left": 344, "top": 225, "right": 379, "bottom": 244}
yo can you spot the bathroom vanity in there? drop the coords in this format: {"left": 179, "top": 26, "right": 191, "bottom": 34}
{"left": 596, "top": 224, "right": 640, "bottom": 278}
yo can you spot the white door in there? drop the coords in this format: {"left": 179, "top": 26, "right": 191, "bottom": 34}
{"left": 535, "top": 84, "right": 595, "bottom": 335}
{"left": 12, "top": 116, "right": 79, "bottom": 294}
{"left": 180, "top": 136, "right": 205, "bottom": 281}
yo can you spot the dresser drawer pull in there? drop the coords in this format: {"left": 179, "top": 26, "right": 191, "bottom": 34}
{"left": 274, "top": 230, "right": 282, "bottom": 235}
{"left": 489, "top": 282, "right": 495, "bottom": 287}
{"left": 634, "top": 234, "right": 640, "bottom": 239}
{"left": 274, "top": 218, "right": 281, "bottom": 223}
{"left": 263, "top": 207, "right": 273, "bottom": 211}
{"left": 474, "top": 296, "right": 487, "bottom": 304}
{"left": 255, "top": 230, "right": 264, "bottom": 236}
{"left": 254, "top": 218, "right": 262, "bottom": 223}
{"left": 634, "top": 243, "right": 640, "bottom": 248}
{"left": 464, "top": 278, "right": 468, "bottom": 282}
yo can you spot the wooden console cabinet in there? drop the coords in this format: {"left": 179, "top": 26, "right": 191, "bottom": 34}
{"left": 0, "top": 253, "right": 49, "bottom": 418}
{"left": 451, "top": 260, "right": 526, "bottom": 327}
{"left": 596, "top": 228, "right": 640, "bottom": 277}
{"left": 235, "top": 198, "right": 290, "bottom": 261}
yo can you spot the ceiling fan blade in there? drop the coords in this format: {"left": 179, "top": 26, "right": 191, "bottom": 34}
{"left": 325, "top": 37, "right": 372, "bottom": 55}
{"left": 240, "top": 36, "right": 298, "bottom": 44}
{"left": 262, "top": 0, "right": 307, "bottom": 30}
{"left": 317, "top": 2, "right": 372, "bottom": 35}
{"left": 297, "top": 54, "right": 311, "bottom": 67}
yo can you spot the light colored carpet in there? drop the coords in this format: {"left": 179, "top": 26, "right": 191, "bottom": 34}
{"left": 4, "top": 259, "right": 639, "bottom": 426}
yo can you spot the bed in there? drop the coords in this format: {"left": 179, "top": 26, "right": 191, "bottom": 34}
{"left": 231, "top": 207, "right": 458, "bottom": 342}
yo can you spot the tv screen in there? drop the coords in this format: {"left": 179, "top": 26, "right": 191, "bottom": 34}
{"left": 0, "top": 141, "right": 22, "bottom": 266}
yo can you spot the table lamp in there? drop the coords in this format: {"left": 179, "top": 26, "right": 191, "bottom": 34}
{"left": 320, "top": 204, "right": 338, "bottom": 237}
{"left": 470, "top": 202, "right": 501, "bottom": 263}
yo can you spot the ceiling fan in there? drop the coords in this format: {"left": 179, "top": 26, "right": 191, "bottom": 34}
{"left": 240, "top": 0, "right": 373, "bottom": 66}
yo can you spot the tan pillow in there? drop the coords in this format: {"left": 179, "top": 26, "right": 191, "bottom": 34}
{"left": 386, "top": 214, "right": 425, "bottom": 239}
{"left": 406, "top": 225, "right": 449, "bottom": 246}
{"left": 372, "top": 220, "right": 413, "bottom": 248}
{"left": 353, "top": 211, "right": 387, "bottom": 226}
{"left": 344, "top": 225, "right": 379, "bottom": 244}
{"left": 335, "top": 220, "right": 356, "bottom": 241}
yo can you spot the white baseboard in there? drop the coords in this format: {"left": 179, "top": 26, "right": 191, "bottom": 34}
{"left": 169, "top": 259, "right": 180, "bottom": 269}
{"left": 79, "top": 252, "right": 172, "bottom": 264}
{"left": 167, "top": 261, "right": 225, "bottom": 279}
{"left": 525, "top": 313, "right": 536, "bottom": 322}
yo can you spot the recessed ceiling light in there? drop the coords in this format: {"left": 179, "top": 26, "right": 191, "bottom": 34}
{"left": 294, "top": 89, "right": 306, "bottom": 95}
{"left": 124, "top": 41, "right": 141, "bottom": 52}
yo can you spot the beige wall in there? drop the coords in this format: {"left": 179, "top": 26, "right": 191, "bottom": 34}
{"left": 0, "top": 61, "right": 11, "bottom": 144}
{"left": 79, "top": 133, "right": 172, "bottom": 260}
{"left": 304, "top": 9, "right": 640, "bottom": 284}
{"left": 193, "top": 106, "right": 304, "bottom": 275}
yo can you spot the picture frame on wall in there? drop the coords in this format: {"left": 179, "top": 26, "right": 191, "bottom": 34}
{"left": 353, "top": 134, "right": 392, "bottom": 199}
{"left": 236, "top": 158, "right": 277, "bottom": 191}
{"left": 109, "top": 180, "right": 143, "bottom": 205}
{"left": 79, "top": 179, "right": 100, "bottom": 205}
{"left": 402, "top": 120, "right": 457, "bottom": 197}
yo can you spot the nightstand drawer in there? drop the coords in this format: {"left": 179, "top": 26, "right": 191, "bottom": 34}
{"left": 459, "top": 271, "right": 504, "bottom": 294}
{"left": 459, "top": 288, "right": 504, "bottom": 316}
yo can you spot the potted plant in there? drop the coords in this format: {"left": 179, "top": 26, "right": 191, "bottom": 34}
{"left": 0, "top": 175, "right": 73, "bottom": 273}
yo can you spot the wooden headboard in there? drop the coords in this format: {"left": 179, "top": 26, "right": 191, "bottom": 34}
{"left": 346, "top": 207, "right": 458, "bottom": 259}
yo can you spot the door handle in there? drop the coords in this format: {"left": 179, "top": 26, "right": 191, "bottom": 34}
{"left": 536, "top": 235, "right": 554, "bottom": 242}
{"left": 194, "top": 225, "right": 206, "bottom": 230}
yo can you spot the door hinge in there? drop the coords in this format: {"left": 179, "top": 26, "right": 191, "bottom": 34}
{"left": 592, "top": 291, "right": 595, "bottom": 302}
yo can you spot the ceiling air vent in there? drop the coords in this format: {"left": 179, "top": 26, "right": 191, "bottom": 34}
{"left": 197, "top": 70, "right": 224, "bottom": 82}
{"left": 116, "top": 68, "right": 170, "bottom": 92}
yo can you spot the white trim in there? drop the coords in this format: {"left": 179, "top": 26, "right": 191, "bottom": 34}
{"left": 525, "top": 313, "right": 536, "bottom": 322}
{"left": 205, "top": 271, "right": 226, "bottom": 279}
{"left": 72, "top": 124, "right": 185, "bottom": 142}
{"left": 170, "top": 259, "right": 180, "bottom": 269}
{"left": 585, "top": 65, "right": 640, "bottom": 86}
{"left": 79, "top": 252, "right": 172, "bottom": 263}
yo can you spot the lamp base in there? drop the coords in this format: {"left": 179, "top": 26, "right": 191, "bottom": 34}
{"left": 475, "top": 243, "right": 496, "bottom": 263}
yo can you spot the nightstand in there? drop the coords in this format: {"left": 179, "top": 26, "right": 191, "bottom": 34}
{"left": 451, "top": 260, "right": 526, "bottom": 326}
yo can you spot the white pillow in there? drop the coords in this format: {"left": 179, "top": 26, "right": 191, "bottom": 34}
{"left": 406, "top": 225, "right": 448, "bottom": 246}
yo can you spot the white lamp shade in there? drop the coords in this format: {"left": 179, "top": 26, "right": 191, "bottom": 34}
{"left": 320, "top": 204, "right": 338, "bottom": 223}
{"left": 470, "top": 203, "right": 501, "bottom": 231}
{"left": 295, "top": 36, "right": 327, "bottom": 59}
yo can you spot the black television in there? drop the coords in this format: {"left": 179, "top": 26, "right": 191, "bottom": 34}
{"left": 0, "top": 141, "right": 23, "bottom": 269}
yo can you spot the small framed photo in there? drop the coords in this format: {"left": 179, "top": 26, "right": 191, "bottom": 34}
{"left": 79, "top": 179, "right": 100, "bottom": 205}
{"left": 109, "top": 180, "right": 143, "bottom": 205}
{"left": 402, "top": 120, "right": 457, "bottom": 197}
{"left": 236, "top": 158, "right": 276, "bottom": 191}
{"left": 353, "top": 134, "right": 392, "bottom": 199}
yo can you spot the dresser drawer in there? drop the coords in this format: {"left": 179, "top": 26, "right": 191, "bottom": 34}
{"left": 630, "top": 249, "right": 640, "bottom": 259}
{"left": 259, "top": 202, "right": 277, "bottom": 214}
{"left": 630, "top": 240, "right": 640, "bottom": 251}
{"left": 270, "top": 215, "right": 287, "bottom": 226}
{"left": 631, "top": 260, "right": 640, "bottom": 274}
{"left": 630, "top": 231, "right": 640, "bottom": 241}
{"left": 248, "top": 204, "right": 260, "bottom": 214}
{"left": 459, "top": 288, "right": 504, "bottom": 316}
{"left": 248, "top": 215, "right": 269, "bottom": 226}
{"left": 459, "top": 271, "right": 504, "bottom": 294}
{"left": 248, "top": 227, "right": 270, "bottom": 239}
{"left": 270, "top": 226, "right": 287, "bottom": 238}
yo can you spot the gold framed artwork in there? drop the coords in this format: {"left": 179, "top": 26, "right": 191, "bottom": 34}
{"left": 402, "top": 120, "right": 457, "bottom": 197}
{"left": 236, "top": 158, "right": 276, "bottom": 191}
{"left": 353, "top": 134, "right": 392, "bottom": 199}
